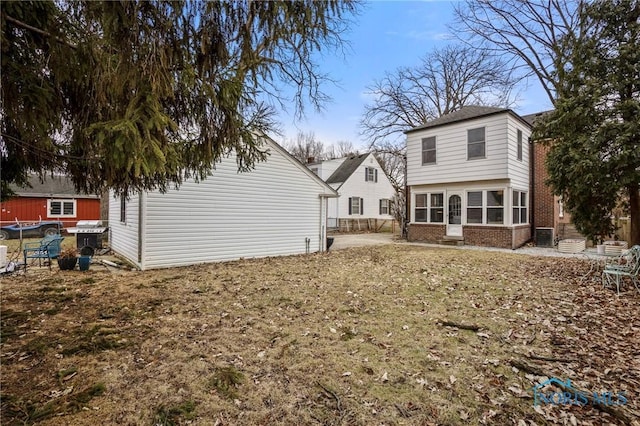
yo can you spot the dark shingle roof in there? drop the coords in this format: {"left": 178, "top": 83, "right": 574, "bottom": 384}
{"left": 10, "top": 175, "right": 99, "bottom": 198}
{"left": 405, "top": 106, "right": 530, "bottom": 133}
{"left": 521, "top": 110, "right": 553, "bottom": 126}
{"left": 326, "top": 153, "right": 369, "bottom": 185}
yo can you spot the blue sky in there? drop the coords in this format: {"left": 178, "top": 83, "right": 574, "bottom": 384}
{"left": 277, "top": 1, "right": 554, "bottom": 149}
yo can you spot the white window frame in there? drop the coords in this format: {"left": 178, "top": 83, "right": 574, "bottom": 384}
{"left": 467, "top": 127, "right": 486, "bottom": 160}
{"left": 421, "top": 136, "right": 436, "bottom": 165}
{"left": 365, "top": 167, "right": 378, "bottom": 182}
{"left": 512, "top": 190, "right": 528, "bottom": 224}
{"left": 349, "top": 197, "right": 363, "bottom": 215}
{"left": 414, "top": 192, "right": 444, "bottom": 223}
{"left": 517, "top": 129, "right": 523, "bottom": 161}
{"left": 379, "top": 199, "right": 390, "bottom": 215}
{"left": 47, "top": 199, "right": 77, "bottom": 218}
{"left": 465, "top": 189, "right": 505, "bottom": 225}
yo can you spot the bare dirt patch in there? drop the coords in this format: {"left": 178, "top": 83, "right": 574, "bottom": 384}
{"left": 1, "top": 245, "right": 639, "bottom": 425}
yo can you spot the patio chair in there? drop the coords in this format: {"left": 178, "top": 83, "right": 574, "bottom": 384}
{"left": 23, "top": 235, "right": 64, "bottom": 271}
{"left": 602, "top": 245, "right": 640, "bottom": 295}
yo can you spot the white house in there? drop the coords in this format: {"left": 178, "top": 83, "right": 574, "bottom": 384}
{"left": 108, "top": 135, "right": 338, "bottom": 270}
{"left": 405, "top": 106, "right": 533, "bottom": 249}
{"left": 308, "top": 153, "right": 396, "bottom": 230}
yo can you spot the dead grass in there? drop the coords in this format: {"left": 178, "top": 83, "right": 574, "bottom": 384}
{"left": 1, "top": 244, "right": 639, "bottom": 425}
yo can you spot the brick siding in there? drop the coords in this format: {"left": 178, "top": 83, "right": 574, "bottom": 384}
{"left": 463, "top": 225, "right": 514, "bottom": 249}
{"left": 407, "top": 223, "right": 446, "bottom": 243}
{"left": 532, "top": 142, "right": 555, "bottom": 229}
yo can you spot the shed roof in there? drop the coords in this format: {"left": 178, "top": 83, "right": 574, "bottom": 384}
{"left": 326, "top": 153, "right": 369, "bottom": 185}
{"left": 9, "top": 175, "right": 99, "bottom": 199}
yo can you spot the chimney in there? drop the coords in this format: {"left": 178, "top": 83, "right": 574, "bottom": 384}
{"left": 307, "top": 157, "right": 315, "bottom": 164}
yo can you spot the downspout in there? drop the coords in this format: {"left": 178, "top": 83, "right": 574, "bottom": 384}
{"left": 137, "top": 191, "right": 144, "bottom": 269}
{"left": 403, "top": 154, "right": 409, "bottom": 239}
{"left": 529, "top": 137, "right": 536, "bottom": 244}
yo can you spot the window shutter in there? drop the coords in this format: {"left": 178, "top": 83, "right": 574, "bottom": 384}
{"left": 360, "top": 198, "right": 363, "bottom": 215}
{"left": 348, "top": 197, "right": 352, "bottom": 215}
{"left": 374, "top": 169, "right": 378, "bottom": 182}
{"left": 379, "top": 199, "right": 382, "bottom": 215}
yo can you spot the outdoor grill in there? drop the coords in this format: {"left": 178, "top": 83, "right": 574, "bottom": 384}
{"left": 67, "top": 220, "right": 107, "bottom": 251}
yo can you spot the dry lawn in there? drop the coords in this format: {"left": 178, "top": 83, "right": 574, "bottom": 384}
{"left": 1, "top": 244, "right": 639, "bottom": 425}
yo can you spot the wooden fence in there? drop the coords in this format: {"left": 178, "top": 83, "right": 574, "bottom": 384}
{"left": 614, "top": 217, "right": 631, "bottom": 244}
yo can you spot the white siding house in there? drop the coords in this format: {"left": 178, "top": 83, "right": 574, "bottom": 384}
{"left": 309, "top": 153, "right": 395, "bottom": 229}
{"left": 406, "top": 106, "right": 533, "bottom": 249}
{"left": 108, "top": 136, "right": 337, "bottom": 270}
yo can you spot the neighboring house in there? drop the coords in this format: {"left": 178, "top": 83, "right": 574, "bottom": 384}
{"left": 308, "top": 153, "right": 396, "bottom": 231}
{"left": 0, "top": 174, "right": 100, "bottom": 228}
{"left": 406, "top": 106, "right": 539, "bottom": 249}
{"left": 108, "top": 135, "right": 338, "bottom": 270}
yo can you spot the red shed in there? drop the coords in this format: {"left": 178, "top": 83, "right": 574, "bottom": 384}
{"left": 1, "top": 175, "right": 100, "bottom": 229}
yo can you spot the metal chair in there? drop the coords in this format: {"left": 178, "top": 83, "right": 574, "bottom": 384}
{"left": 23, "top": 235, "right": 64, "bottom": 271}
{"left": 602, "top": 245, "right": 640, "bottom": 295}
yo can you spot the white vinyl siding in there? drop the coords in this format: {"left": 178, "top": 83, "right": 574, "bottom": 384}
{"left": 110, "top": 140, "right": 335, "bottom": 270}
{"left": 506, "top": 117, "right": 531, "bottom": 188}
{"left": 407, "top": 113, "right": 512, "bottom": 186}
{"left": 330, "top": 154, "right": 395, "bottom": 220}
{"left": 108, "top": 193, "right": 140, "bottom": 266}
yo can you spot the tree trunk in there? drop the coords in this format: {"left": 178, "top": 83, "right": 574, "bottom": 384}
{"left": 629, "top": 184, "right": 640, "bottom": 246}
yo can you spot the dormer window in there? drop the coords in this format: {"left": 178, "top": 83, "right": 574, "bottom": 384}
{"left": 365, "top": 167, "right": 378, "bottom": 182}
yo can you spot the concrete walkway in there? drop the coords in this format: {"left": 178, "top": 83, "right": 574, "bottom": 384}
{"left": 329, "top": 232, "right": 589, "bottom": 259}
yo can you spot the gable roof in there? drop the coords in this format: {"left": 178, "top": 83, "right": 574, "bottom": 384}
{"left": 10, "top": 175, "right": 99, "bottom": 199}
{"left": 405, "top": 106, "right": 531, "bottom": 133}
{"left": 263, "top": 135, "right": 338, "bottom": 197}
{"left": 326, "top": 153, "right": 369, "bottom": 185}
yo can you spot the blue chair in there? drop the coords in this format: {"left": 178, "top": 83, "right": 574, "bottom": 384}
{"left": 23, "top": 235, "right": 64, "bottom": 271}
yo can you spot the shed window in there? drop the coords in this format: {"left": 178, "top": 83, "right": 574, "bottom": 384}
{"left": 48, "top": 199, "right": 76, "bottom": 218}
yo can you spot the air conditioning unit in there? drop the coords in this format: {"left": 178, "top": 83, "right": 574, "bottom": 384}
{"left": 535, "top": 228, "right": 554, "bottom": 247}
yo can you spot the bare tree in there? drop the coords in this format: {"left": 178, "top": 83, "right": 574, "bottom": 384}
{"left": 452, "top": 0, "right": 588, "bottom": 104}
{"left": 284, "top": 131, "right": 325, "bottom": 164}
{"left": 360, "top": 44, "right": 518, "bottom": 146}
{"left": 325, "top": 140, "right": 359, "bottom": 159}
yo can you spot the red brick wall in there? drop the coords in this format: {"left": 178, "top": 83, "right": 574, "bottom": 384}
{"left": 463, "top": 225, "right": 514, "bottom": 249}
{"left": 513, "top": 224, "right": 531, "bottom": 248}
{"left": 532, "top": 142, "right": 555, "bottom": 229}
{"left": 407, "top": 223, "right": 446, "bottom": 243}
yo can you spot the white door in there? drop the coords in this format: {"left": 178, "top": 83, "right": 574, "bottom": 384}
{"left": 447, "top": 193, "right": 463, "bottom": 237}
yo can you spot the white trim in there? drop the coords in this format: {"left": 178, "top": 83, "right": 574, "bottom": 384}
{"left": 47, "top": 199, "right": 77, "bottom": 218}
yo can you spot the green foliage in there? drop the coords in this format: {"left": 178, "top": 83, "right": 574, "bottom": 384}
{"left": 534, "top": 0, "right": 640, "bottom": 244}
{"left": 1, "top": 1, "right": 360, "bottom": 198}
